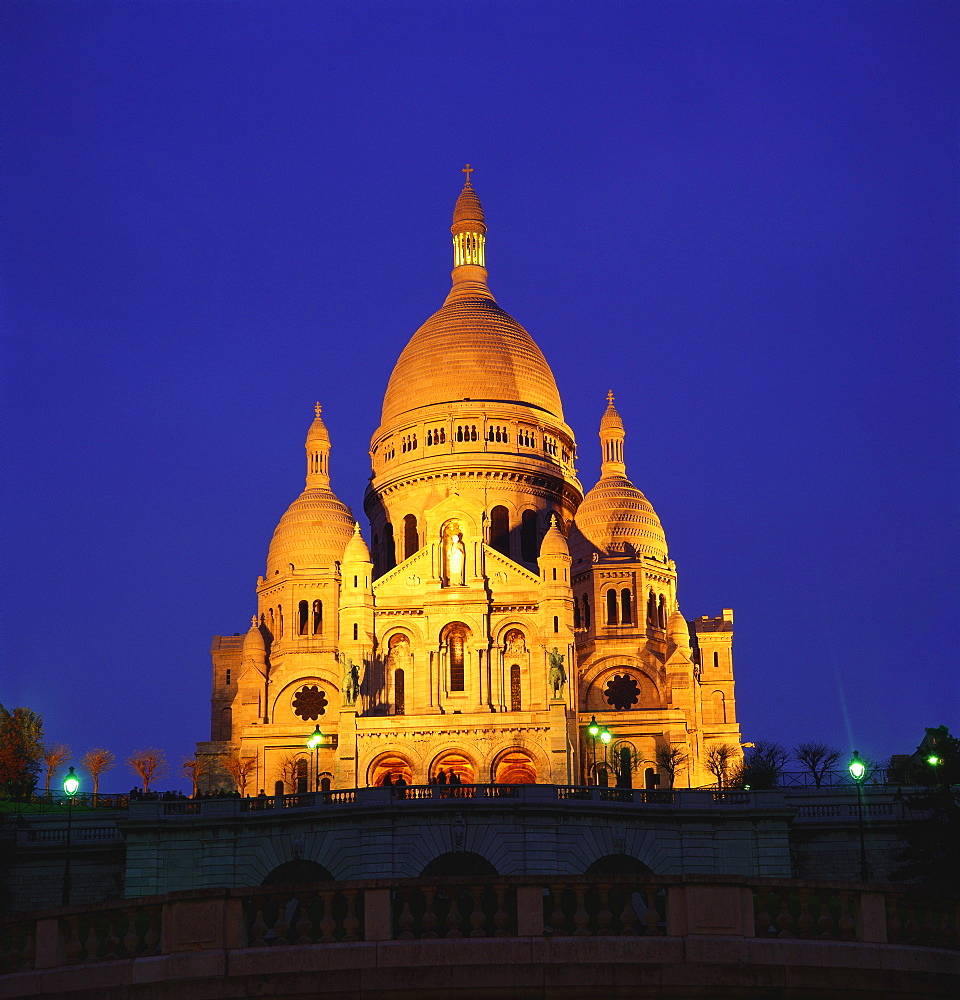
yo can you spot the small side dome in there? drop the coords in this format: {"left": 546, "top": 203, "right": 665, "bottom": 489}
{"left": 306, "top": 404, "right": 330, "bottom": 446}
{"left": 452, "top": 183, "right": 486, "bottom": 233}
{"left": 342, "top": 522, "right": 372, "bottom": 563}
{"left": 599, "top": 394, "right": 624, "bottom": 432}
{"left": 570, "top": 476, "right": 668, "bottom": 563}
{"left": 242, "top": 616, "right": 267, "bottom": 660}
{"left": 539, "top": 515, "right": 569, "bottom": 559}
{"left": 266, "top": 487, "right": 355, "bottom": 576}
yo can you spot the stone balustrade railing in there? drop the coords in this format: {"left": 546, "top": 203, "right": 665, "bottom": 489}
{"left": 2, "top": 876, "right": 958, "bottom": 977}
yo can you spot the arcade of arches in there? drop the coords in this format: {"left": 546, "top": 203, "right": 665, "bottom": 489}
{"left": 203, "top": 172, "right": 740, "bottom": 796}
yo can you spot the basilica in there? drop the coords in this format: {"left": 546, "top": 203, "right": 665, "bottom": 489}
{"left": 198, "top": 171, "right": 740, "bottom": 794}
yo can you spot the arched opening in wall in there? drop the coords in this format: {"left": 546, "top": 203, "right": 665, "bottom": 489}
{"left": 394, "top": 667, "right": 405, "bottom": 716}
{"left": 262, "top": 860, "right": 334, "bottom": 885}
{"left": 403, "top": 514, "right": 418, "bottom": 560}
{"left": 584, "top": 854, "right": 652, "bottom": 876}
{"left": 312, "top": 600, "right": 322, "bottom": 635}
{"left": 442, "top": 622, "right": 469, "bottom": 692}
{"left": 510, "top": 664, "right": 522, "bottom": 711}
{"left": 319, "top": 775, "right": 331, "bottom": 792}
{"left": 658, "top": 594, "right": 667, "bottom": 629}
{"left": 369, "top": 753, "right": 413, "bottom": 787}
{"left": 711, "top": 690, "right": 726, "bottom": 724}
{"left": 298, "top": 600, "right": 309, "bottom": 635}
{"left": 383, "top": 522, "right": 396, "bottom": 572}
{"left": 420, "top": 852, "right": 497, "bottom": 877}
{"left": 494, "top": 750, "right": 536, "bottom": 784}
{"left": 490, "top": 505, "right": 510, "bottom": 556}
{"left": 620, "top": 589, "right": 632, "bottom": 625}
{"left": 431, "top": 751, "right": 475, "bottom": 785}
{"left": 353, "top": 623, "right": 358, "bottom": 640}
{"left": 644, "top": 767, "right": 659, "bottom": 790}
{"left": 295, "top": 758, "right": 308, "bottom": 794}
{"left": 520, "top": 509, "right": 537, "bottom": 562}
{"left": 606, "top": 588, "right": 618, "bottom": 625}
{"left": 278, "top": 607, "right": 284, "bottom": 638}
{"left": 595, "top": 763, "right": 612, "bottom": 787}
{"left": 713, "top": 651, "right": 720, "bottom": 671}
{"left": 647, "top": 591, "right": 656, "bottom": 625}
{"left": 582, "top": 595, "right": 591, "bottom": 629}
{"left": 219, "top": 707, "right": 232, "bottom": 742}
{"left": 573, "top": 600, "right": 581, "bottom": 628}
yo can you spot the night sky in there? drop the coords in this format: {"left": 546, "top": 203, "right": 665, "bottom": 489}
{"left": 3, "top": 1, "right": 957, "bottom": 791}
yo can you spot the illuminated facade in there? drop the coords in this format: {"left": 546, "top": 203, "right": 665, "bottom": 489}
{"left": 199, "top": 172, "right": 741, "bottom": 793}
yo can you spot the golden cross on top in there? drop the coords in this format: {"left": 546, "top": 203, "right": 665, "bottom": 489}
{"left": 314, "top": 401, "right": 322, "bottom": 417}
{"left": 607, "top": 390, "right": 615, "bottom": 405}
{"left": 462, "top": 163, "right": 474, "bottom": 185}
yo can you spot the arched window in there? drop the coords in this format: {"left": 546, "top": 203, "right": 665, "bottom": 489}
{"left": 553, "top": 615, "right": 559, "bottom": 633}
{"left": 583, "top": 594, "right": 591, "bottom": 629}
{"left": 220, "top": 706, "right": 232, "bottom": 741}
{"left": 490, "top": 505, "right": 510, "bottom": 555}
{"left": 658, "top": 594, "right": 667, "bottom": 629}
{"left": 295, "top": 759, "right": 307, "bottom": 794}
{"left": 647, "top": 591, "right": 656, "bottom": 625}
{"left": 445, "top": 624, "right": 467, "bottom": 692}
{"left": 320, "top": 776, "right": 331, "bottom": 792}
{"left": 711, "top": 690, "right": 726, "bottom": 724}
{"left": 552, "top": 567, "right": 557, "bottom": 580}
{"left": 312, "top": 600, "right": 322, "bottom": 634}
{"left": 621, "top": 589, "right": 632, "bottom": 625}
{"left": 520, "top": 510, "right": 537, "bottom": 562}
{"left": 470, "top": 425, "right": 477, "bottom": 441}
{"left": 606, "top": 588, "right": 618, "bottom": 625}
{"left": 403, "top": 514, "right": 418, "bottom": 559}
{"left": 278, "top": 607, "right": 283, "bottom": 637}
{"left": 383, "top": 522, "right": 396, "bottom": 572}
{"left": 395, "top": 668, "right": 405, "bottom": 716}
{"left": 510, "top": 664, "right": 521, "bottom": 711}
{"left": 713, "top": 651, "right": 720, "bottom": 671}
{"left": 456, "top": 426, "right": 464, "bottom": 442}
{"left": 573, "top": 600, "right": 581, "bottom": 628}
{"left": 353, "top": 623, "right": 358, "bottom": 640}
{"left": 298, "top": 600, "right": 309, "bottom": 635}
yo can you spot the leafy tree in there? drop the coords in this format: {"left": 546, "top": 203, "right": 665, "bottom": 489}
{"left": 224, "top": 752, "right": 256, "bottom": 795}
{"left": 182, "top": 757, "right": 208, "bottom": 798}
{"left": 0, "top": 704, "right": 44, "bottom": 799}
{"left": 42, "top": 743, "right": 71, "bottom": 793}
{"left": 794, "top": 742, "right": 842, "bottom": 787}
{"left": 82, "top": 748, "right": 115, "bottom": 799}
{"left": 704, "top": 742, "right": 738, "bottom": 790}
{"left": 654, "top": 743, "right": 689, "bottom": 788}
{"left": 128, "top": 748, "right": 166, "bottom": 792}
{"left": 731, "top": 741, "right": 789, "bottom": 789}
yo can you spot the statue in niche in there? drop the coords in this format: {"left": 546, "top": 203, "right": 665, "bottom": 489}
{"left": 441, "top": 521, "right": 466, "bottom": 587}
{"left": 548, "top": 647, "right": 567, "bottom": 699}
{"left": 504, "top": 629, "right": 526, "bottom": 657}
{"left": 387, "top": 633, "right": 411, "bottom": 671}
{"left": 339, "top": 652, "right": 360, "bottom": 707}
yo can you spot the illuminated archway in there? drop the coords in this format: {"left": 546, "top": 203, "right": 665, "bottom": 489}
{"left": 430, "top": 750, "right": 476, "bottom": 785}
{"left": 494, "top": 750, "right": 537, "bottom": 784}
{"left": 368, "top": 752, "right": 413, "bottom": 787}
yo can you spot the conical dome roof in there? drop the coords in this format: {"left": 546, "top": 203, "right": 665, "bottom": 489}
{"left": 342, "top": 522, "right": 371, "bottom": 563}
{"left": 539, "top": 515, "right": 569, "bottom": 559}
{"left": 242, "top": 617, "right": 267, "bottom": 660}
{"left": 266, "top": 487, "right": 355, "bottom": 576}
{"left": 571, "top": 476, "right": 668, "bottom": 562}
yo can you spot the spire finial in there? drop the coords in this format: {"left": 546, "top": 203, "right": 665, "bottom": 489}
{"left": 251, "top": 614, "right": 259, "bottom": 628}
{"left": 314, "top": 401, "right": 322, "bottom": 418}
{"left": 462, "top": 163, "right": 474, "bottom": 186}
{"left": 607, "top": 390, "right": 615, "bottom": 406}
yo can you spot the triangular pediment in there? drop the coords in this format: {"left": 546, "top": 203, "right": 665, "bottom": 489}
{"left": 373, "top": 545, "right": 434, "bottom": 598}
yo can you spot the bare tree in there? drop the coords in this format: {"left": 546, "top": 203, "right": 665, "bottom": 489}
{"left": 82, "top": 748, "right": 115, "bottom": 800}
{"left": 224, "top": 752, "right": 257, "bottom": 795}
{"left": 276, "top": 753, "right": 302, "bottom": 793}
{"left": 732, "top": 740, "right": 789, "bottom": 789}
{"left": 704, "top": 743, "right": 739, "bottom": 790}
{"left": 42, "top": 743, "right": 71, "bottom": 794}
{"left": 128, "top": 748, "right": 166, "bottom": 792}
{"left": 182, "top": 757, "right": 208, "bottom": 798}
{"left": 794, "top": 742, "right": 842, "bottom": 787}
{"left": 654, "top": 744, "right": 689, "bottom": 788}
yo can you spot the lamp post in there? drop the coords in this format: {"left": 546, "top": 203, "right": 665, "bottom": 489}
{"left": 586, "top": 716, "right": 600, "bottom": 784}
{"left": 61, "top": 766, "right": 80, "bottom": 906}
{"left": 599, "top": 726, "right": 612, "bottom": 786}
{"left": 848, "top": 751, "right": 868, "bottom": 883}
{"left": 306, "top": 725, "right": 323, "bottom": 792}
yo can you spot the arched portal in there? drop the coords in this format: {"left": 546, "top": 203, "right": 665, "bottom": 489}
{"left": 262, "top": 860, "right": 334, "bottom": 885}
{"left": 369, "top": 753, "right": 413, "bottom": 787}
{"left": 494, "top": 750, "right": 537, "bottom": 784}
{"left": 431, "top": 750, "right": 475, "bottom": 785}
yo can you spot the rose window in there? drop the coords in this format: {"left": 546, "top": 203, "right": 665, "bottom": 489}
{"left": 292, "top": 685, "right": 328, "bottom": 720}
{"left": 603, "top": 673, "right": 640, "bottom": 711}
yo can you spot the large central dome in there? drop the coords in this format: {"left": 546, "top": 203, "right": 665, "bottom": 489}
{"left": 379, "top": 174, "right": 564, "bottom": 427}
{"left": 380, "top": 297, "right": 564, "bottom": 425}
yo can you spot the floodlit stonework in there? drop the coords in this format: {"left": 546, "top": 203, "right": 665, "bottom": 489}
{"left": 199, "top": 172, "right": 741, "bottom": 796}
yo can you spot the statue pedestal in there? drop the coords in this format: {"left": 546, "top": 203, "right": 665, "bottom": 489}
{"left": 335, "top": 708, "right": 358, "bottom": 789}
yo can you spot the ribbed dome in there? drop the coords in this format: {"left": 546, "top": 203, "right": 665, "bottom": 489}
{"left": 380, "top": 296, "right": 564, "bottom": 425}
{"left": 600, "top": 399, "right": 624, "bottom": 432}
{"left": 571, "top": 476, "right": 668, "bottom": 562}
{"left": 266, "top": 487, "right": 355, "bottom": 576}
{"left": 452, "top": 185, "right": 485, "bottom": 232}
{"left": 667, "top": 608, "right": 691, "bottom": 651}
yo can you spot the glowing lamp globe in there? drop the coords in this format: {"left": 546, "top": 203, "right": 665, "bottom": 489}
{"left": 62, "top": 766, "right": 80, "bottom": 797}
{"left": 600, "top": 727, "right": 612, "bottom": 745}
{"left": 587, "top": 716, "right": 600, "bottom": 738}
{"left": 848, "top": 751, "right": 866, "bottom": 783}
{"left": 927, "top": 755, "right": 942, "bottom": 767}
{"left": 306, "top": 725, "right": 323, "bottom": 750}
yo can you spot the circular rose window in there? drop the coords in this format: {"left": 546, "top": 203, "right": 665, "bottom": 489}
{"left": 292, "top": 685, "right": 328, "bottom": 720}
{"left": 603, "top": 673, "right": 640, "bottom": 711}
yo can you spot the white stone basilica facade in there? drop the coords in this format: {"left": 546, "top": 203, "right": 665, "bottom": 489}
{"left": 198, "top": 173, "right": 741, "bottom": 794}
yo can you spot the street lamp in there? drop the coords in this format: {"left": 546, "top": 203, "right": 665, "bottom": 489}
{"left": 306, "top": 725, "right": 323, "bottom": 792}
{"left": 848, "top": 751, "right": 868, "bottom": 883}
{"left": 62, "top": 766, "right": 80, "bottom": 905}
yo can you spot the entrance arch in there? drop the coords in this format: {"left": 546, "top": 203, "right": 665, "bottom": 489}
{"left": 493, "top": 749, "right": 537, "bottom": 784}
{"left": 368, "top": 753, "right": 413, "bottom": 787}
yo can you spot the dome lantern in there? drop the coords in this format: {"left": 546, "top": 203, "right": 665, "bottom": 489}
{"left": 599, "top": 390, "right": 626, "bottom": 479}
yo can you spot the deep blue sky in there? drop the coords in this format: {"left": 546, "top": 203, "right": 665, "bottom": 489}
{"left": 3, "top": 1, "right": 957, "bottom": 790}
